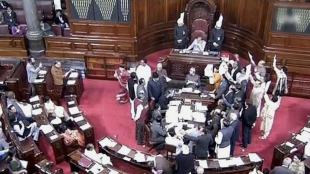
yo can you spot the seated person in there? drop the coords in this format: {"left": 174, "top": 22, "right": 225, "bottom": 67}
{"left": 9, "top": 153, "right": 28, "bottom": 174}
{"left": 84, "top": 143, "right": 112, "bottom": 166}
{"left": 3, "top": 7, "right": 26, "bottom": 35}
{"left": 44, "top": 96, "right": 69, "bottom": 121}
{"left": 271, "top": 157, "right": 292, "bottom": 174}
{"left": 186, "top": 36, "right": 206, "bottom": 52}
{"left": 58, "top": 124, "right": 84, "bottom": 147}
{"left": 150, "top": 115, "right": 167, "bottom": 151}
{"left": 288, "top": 155, "right": 304, "bottom": 174}
{"left": 0, "top": 1, "right": 9, "bottom": 10}
{"left": 6, "top": 92, "right": 32, "bottom": 119}
{"left": 54, "top": 10, "right": 69, "bottom": 35}
{"left": 152, "top": 154, "right": 173, "bottom": 174}
{"left": 40, "top": 20, "right": 55, "bottom": 36}
{"left": 8, "top": 105, "right": 40, "bottom": 141}
{"left": 185, "top": 67, "right": 201, "bottom": 89}
{"left": 51, "top": 61, "right": 67, "bottom": 95}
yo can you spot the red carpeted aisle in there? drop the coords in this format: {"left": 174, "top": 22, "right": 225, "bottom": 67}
{"left": 52, "top": 49, "right": 310, "bottom": 173}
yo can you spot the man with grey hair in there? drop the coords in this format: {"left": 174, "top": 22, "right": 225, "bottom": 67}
{"left": 271, "top": 157, "right": 293, "bottom": 174}
{"left": 185, "top": 67, "right": 201, "bottom": 89}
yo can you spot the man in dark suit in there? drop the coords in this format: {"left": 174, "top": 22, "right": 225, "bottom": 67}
{"left": 241, "top": 102, "right": 257, "bottom": 149}
{"left": 271, "top": 157, "right": 293, "bottom": 174}
{"left": 222, "top": 85, "right": 236, "bottom": 107}
{"left": 175, "top": 145, "right": 195, "bottom": 174}
{"left": 150, "top": 116, "right": 167, "bottom": 151}
{"left": 229, "top": 112, "right": 240, "bottom": 156}
{"left": 214, "top": 77, "right": 229, "bottom": 100}
{"left": 184, "top": 128, "right": 213, "bottom": 159}
{"left": 147, "top": 72, "right": 164, "bottom": 105}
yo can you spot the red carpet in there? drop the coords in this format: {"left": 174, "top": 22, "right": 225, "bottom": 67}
{"left": 49, "top": 49, "right": 310, "bottom": 173}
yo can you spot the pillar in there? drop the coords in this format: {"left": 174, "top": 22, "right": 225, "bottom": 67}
{"left": 22, "top": 0, "right": 45, "bottom": 57}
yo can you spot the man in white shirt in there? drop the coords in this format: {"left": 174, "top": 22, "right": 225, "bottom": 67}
{"left": 136, "top": 59, "right": 152, "bottom": 89}
{"left": 84, "top": 144, "right": 112, "bottom": 166}
{"left": 186, "top": 36, "right": 206, "bottom": 52}
{"left": 26, "top": 57, "right": 42, "bottom": 96}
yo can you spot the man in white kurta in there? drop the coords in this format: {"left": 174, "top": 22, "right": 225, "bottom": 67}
{"left": 186, "top": 36, "right": 206, "bottom": 52}
{"left": 260, "top": 93, "right": 281, "bottom": 139}
{"left": 136, "top": 59, "right": 152, "bottom": 89}
{"left": 215, "top": 122, "right": 234, "bottom": 158}
{"left": 249, "top": 75, "right": 265, "bottom": 117}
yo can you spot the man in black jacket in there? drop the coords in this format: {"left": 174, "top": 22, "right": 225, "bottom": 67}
{"left": 184, "top": 128, "right": 213, "bottom": 159}
{"left": 148, "top": 72, "right": 164, "bottom": 105}
{"left": 241, "top": 102, "right": 257, "bottom": 149}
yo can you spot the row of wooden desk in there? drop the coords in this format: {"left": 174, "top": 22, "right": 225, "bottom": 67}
{"left": 271, "top": 118, "right": 310, "bottom": 169}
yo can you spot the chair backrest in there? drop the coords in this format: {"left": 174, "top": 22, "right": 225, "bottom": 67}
{"left": 191, "top": 30, "right": 207, "bottom": 42}
{"left": 192, "top": 18, "right": 209, "bottom": 33}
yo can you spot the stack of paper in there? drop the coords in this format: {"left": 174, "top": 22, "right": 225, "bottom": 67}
{"left": 231, "top": 157, "right": 244, "bottom": 166}
{"left": 249, "top": 153, "right": 261, "bottom": 162}
{"left": 109, "top": 169, "right": 119, "bottom": 174}
{"left": 165, "top": 106, "right": 179, "bottom": 123}
{"left": 67, "top": 80, "right": 76, "bottom": 85}
{"left": 99, "top": 138, "right": 117, "bottom": 148}
{"left": 74, "top": 116, "right": 84, "bottom": 122}
{"left": 118, "top": 146, "right": 131, "bottom": 156}
{"left": 192, "top": 112, "right": 206, "bottom": 123}
{"left": 198, "top": 160, "right": 208, "bottom": 168}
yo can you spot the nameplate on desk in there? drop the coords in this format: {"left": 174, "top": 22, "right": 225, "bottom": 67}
{"left": 99, "top": 138, "right": 117, "bottom": 148}
{"left": 67, "top": 80, "right": 76, "bottom": 85}
{"left": 34, "top": 79, "right": 44, "bottom": 83}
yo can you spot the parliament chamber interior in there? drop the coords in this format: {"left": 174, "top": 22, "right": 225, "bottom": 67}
{"left": 0, "top": 0, "right": 310, "bottom": 173}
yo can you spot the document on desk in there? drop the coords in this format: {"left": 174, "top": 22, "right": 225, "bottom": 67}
{"left": 169, "top": 100, "right": 181, "bottom": 106}
{"left": 303, "top": 127, "right": 310, "bottom": 133}
{"left": 295, "top": 131, "right": 310, "bottom": 143}
{"left": 99, "top": 138, "right": 117, "bottom": 148}
{"left": 80, "top": 122, "right": 91, "bottom": 131}
{"left": 50, "top": 134, "right": 58, "bottom": 141}
{"left": 218, "top": 159, "right": 229, "bottom": 168}
{"left": 68, "top": 101, "right": 75, "bottom": 105}
{"left": 32, "top": 108, "right": 42, "bottom": 115}
{"left": 40, "top": 124, "right": 54, "bottom": 134}
{"left": 74, "top": 116, "right": 84, "bottom": 122}
{"left": 68, "top": 106, "right": 80, "bottom": 115}
{"left": 146, "top": 156, "right": 155, "bottom": 162}
{"left": 134, "top": 152, "right": 146, "bottom": 162}
{"left": 285, "top": 141, "right": 294, "bottom": 148}
{"left": 249, "top": 153, "right": 261, "bottom": 162}
{"left": 69, "top": 72, "right": 79, "bottom": 78}
{"left": 165, "top": 106, "right": 179, "bottom": 123}
{"left": 198, "top": 160, "right": 208, "bottom": 168}
{"left": 67, "top": 80, "right": 76, "bottom": 85}
{"left": 88, "top": 163, "right": 103, "bottom": 174}
{"left": 179, "top": 105, "right": 192, "bottom": 120}
{"left": 118, "top": 145, "right": 131, "bottom": 156}
{"left": 29, "top": 95, "right": 40, "bottom": 103}
{"left": 109, "top": 169, "right": 119, "bottom": 174}
{"left": 232, "top": 157, "right": 244, "bottom": 166}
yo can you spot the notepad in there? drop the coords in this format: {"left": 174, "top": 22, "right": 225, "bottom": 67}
{"left": 80, "top": 123, "right": 91, "bottom": 131}
{"left": 249, "top": 153, "right": 261, "bottom": 162}
{"left": 39, "top": 70, "right": 47, "bottom": 75}
{"left": 118, "top": 146, "right": 131, "bottom": 156}
{"left": 67, "top": 80, "right": 76, "bottom": 85}
{"left": 32, "top": 108, "right": 42, "bottom": 115}
{"left": 99, "top": 138, "right": 117, "bottom": 148}
{"left": 34, "top": 79, "right": 44, "bottom": 83}
{"left": 68, "top": 106, "right": 80, "bottom": 115}
{"left": 69, "top": 72, "right": 79, "bottom": 78}
{"left": 198, "top": 160, "right": 208, "bottom": 168}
